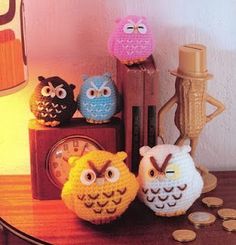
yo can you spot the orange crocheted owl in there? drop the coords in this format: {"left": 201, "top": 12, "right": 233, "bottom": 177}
{"left": 61, "top": 150, "right": 139, "bottom": 224}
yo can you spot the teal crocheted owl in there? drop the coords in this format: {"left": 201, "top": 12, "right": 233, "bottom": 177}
{"left": 77, "top": 73, "right": 122, "bottom": 124}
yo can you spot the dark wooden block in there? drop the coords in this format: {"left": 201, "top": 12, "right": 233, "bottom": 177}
{"left": 117, "top": 56, "right": 159, "bottom": 172}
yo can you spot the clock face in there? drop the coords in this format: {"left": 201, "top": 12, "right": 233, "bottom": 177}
{"left": 46, "top": 135, "right": 104, "bottom": 189}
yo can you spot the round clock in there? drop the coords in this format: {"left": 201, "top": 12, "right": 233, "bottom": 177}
{"left": 46, "top": 135, "right": 104, "bottom": 189}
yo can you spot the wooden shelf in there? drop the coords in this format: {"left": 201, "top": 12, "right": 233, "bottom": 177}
{"left": 1, "top": 172, "right": 236, "bottom": 245}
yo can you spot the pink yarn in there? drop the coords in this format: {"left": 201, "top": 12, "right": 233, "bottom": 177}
{"left": 108, "top": 15, "right": 155, "bottom": 63}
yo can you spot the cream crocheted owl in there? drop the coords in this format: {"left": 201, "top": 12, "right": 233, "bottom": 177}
{"left": 62, "top": 150, "right": 139, "bottom": 224}
{"left": 137, "top": 145, "right": 203, "bottom": 217}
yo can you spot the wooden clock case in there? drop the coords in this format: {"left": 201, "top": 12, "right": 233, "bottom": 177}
{"left": 29, "top": 117, "right": 124, "bottom": 200}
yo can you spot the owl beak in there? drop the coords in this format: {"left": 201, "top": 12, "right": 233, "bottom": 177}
{"left": 96, "top": 177, "right": 105, "bottom": 186}
{"left": 50, "top": 92, "right": 56, "bottom": 98}
{"left": 96, "top": 91, "right": 102, "bottom": 98}
{"left": 157, "top": 173, "right": 165, "bottom": 181}
{"left": 134, "top": 26, "right": 139, "bottom": 33}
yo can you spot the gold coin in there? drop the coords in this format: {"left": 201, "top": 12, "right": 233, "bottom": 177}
{"left": 188, "top": 211, "right": 216, "bottom": 227}
{"left": 222, "top": 220, "right": 236, "bottom": 232}
{"left": 202, "top": 197, "right": 223, "bottom": 208}
{"left": 172, "top": 229, "right": 196, "bottom": 242}
{"left": 218, "top": 208, "right": 236, "bottom": 220}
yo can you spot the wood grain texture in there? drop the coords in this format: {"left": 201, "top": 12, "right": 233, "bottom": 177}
{"left": 117, "top": 56, "right": 159, "bottom": 171}
{"left": 1, "top": 172, "right": 236, "bottom": 245}
{"left": 28, "top": 117, "right": 124, "bottom": 200}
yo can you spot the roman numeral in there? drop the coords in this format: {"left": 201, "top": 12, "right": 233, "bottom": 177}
{"left": 73, "top": 140, "right": 79, "bottom": 147}
{"left": 63, "top": 144, "right": 69, "bottom": 151}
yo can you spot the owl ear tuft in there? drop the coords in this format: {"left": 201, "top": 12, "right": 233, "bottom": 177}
{"left": 82, "top": 74, "right": 89, "bottom": 82}
{"left": 69, "top": 84, "right": 76, "bottom": 90}
{"left": 139, "top": 146, "right": 151, "bottom": 156}
{"left": 180, "top": 145, "right": 191, "bottom": 153}
{"left": 38, "top": 76, "right": 45, "bottom": 82}
{"left": 116, "top": 151, "right": 127, "bottom": 161}
{"left": 115, "top": 18, "right": 121, "bottom": 23}
{"left": 68, "top": 156, "right": 80, "bottom": 168}
{"left": 141, "top": 16, "right": 147, "bottom": 20}
{"left": 103, "top": 72, "right": 112, "bottom": 79}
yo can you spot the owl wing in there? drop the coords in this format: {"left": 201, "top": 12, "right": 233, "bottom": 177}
{"left": 191, "top": 169, "right": 204, "bottom": 200}
{"left": 61, "top": 181, "right": 75, "bottom": 211}
{"left": 67, "top": 100, "right": 77, "bottom": 120}
{"left": 29, "top": 95, "right": 39, "bottom": 116}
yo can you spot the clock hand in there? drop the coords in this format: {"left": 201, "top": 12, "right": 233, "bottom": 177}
{"left": 80, "top": 143, "right": 88, "bottom": 156}
{"left": 63, "top": 156, "right": 69, "bottom": 162}
{"left": 63, "top": 156, "right": 80, "bottom": 162}
{"left": 62, "top": 143, "right": 88, "bottom": 163}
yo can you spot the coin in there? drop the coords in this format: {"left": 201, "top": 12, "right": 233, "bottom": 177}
{"left": 172, "top": 229, "right": 196, "bottom": 242}
{"left": 218, "top": 208, "right": 236, "bottom": 220}
{"left": 188, "top": 211, "right": 216, "bottom": 227}
{"left": 222, "top": 220, "right": 236, "bottom": 232}
{"left": 202, "top": 197, "right": 223, "bottom": 208}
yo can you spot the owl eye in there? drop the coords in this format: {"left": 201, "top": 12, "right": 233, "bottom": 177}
{"left": 41, "top": 86, "right": 52, "bottom": 97}
{"left": 86, "top": 88, "right": 96, "bottom": 99}
{"left": 165, "top": 164, "right": 180, "bottom": 180}
{"left": 101, "top": 87, "right": 111, "bottom": 97}
{"left": 80, "top": 169, "right": 96, "bottom": 185}
{"left": 123, "top": 23, "right": 135, "bottom": 34}
{"left": 138, "top": 24, "right": 147, "bottom": 34}
{"left": 165, "top": 170, "right": 175, "bottom": 178}
{"left": 56, "top": 88, "right": 67, "bottom": 99}
{"left": 148, "top": 168, "right": 157, "bottom": 178}
{"left": 104, "top": 167, "right": 120, "bottom": 183}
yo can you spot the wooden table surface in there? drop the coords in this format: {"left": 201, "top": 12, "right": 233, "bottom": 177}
{"left": 0, "top": 172, "right": 236, "bottom": 245}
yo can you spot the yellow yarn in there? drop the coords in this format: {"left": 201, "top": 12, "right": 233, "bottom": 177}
{"left": 61, "top": 150, "right": 139, "bottom": 224}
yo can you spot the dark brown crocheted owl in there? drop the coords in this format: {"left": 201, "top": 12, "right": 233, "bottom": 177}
{"left": 30, "top": 76, "right": 76, "bottom": 127}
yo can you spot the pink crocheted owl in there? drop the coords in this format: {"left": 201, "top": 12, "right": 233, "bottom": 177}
{"left": 108, "top": 15, "right": 155, "bottom": 65}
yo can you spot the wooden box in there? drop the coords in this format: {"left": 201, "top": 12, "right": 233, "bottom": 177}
{"left": 117, "top": 56, "right": 159, "bottom": 172}
{"left": 29, "top": 117, "right": 124, "bottom": 200}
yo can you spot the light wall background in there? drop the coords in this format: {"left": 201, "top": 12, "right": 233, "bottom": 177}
{"left": 0, "top": 0, "right": 235, "bottom": 174}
